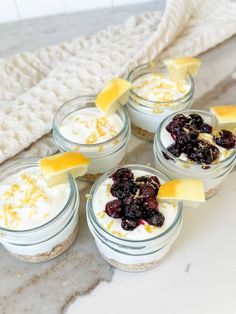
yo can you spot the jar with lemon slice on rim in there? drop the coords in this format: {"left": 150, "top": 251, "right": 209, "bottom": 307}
{"left": 126, "top": 57, "right": 200, "bottom": 140}
{"left": 0, "top": 152, "right": 88, "bottom": 262}
{"left": 53, "top": 85, "right": 132, "bottom": 181}
{"left": 153, "top": 106, "right": 236, "bottom": 199}
{"left": 86, "top": 164, "right": 205, "bottom": 272}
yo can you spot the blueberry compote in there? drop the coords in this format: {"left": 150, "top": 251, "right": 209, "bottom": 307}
{"left": 105, "top": 168, "right": 164, "bottom": 231}
{"left": 165, "top": 113, "right": 236, "bottom": 165}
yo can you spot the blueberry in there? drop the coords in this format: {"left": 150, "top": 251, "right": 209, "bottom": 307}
{"left": 162, "top": 151, "right": 171, "bottom": 160}
{"left": 139, "top": 184, "right": 156, "bottom": 198}
{"left": 143, "top": 197, "right": 158, "bottom": 211}
{"left": 146, "top": 212, "right": 165, "bottom": 227}
{"left": 135, "top": 176, "right": 151, "bottom": 184}
{"left": 121, "top": 218, "right": 139, "bottom": 231}
{"left": 110, "top": 168, "right": 134, "bottom": 182}
{"left": 142, "top": 197, "right": 159, "bottom": 219}
{"left": 123, "top": 195, "right": 139, "bottom": 206}
{"left": 105, "top": 199, "right": 123, "bottom": 218}
{"left": 187, "top": 140, "right": 219, "bottom": 164}
{"left": 150, "top": 176, "right": 161, "bottom": 188}
{"left": 124, "top": 203, "right": 143, "bottom": 219}
{"left": 173, "top": 114, "right": 189, "bottom": 123}
{"left": 136, "top": 175, "right": 160, "bottom": 195}
{"left": 200, "top": 123, "right": 212, "bottom": 134}
{"left": 176, "top": 126, "right": 199, "bottom": 146}
{"left": 110, "top": 181, "right": 138, "bottom": 199}
{"left": 214, "top": 130, "right": 236, "bottom": 150}
{"left": 189, "top": 114, "right": 204, "bottom": 128}
{"left": 167, "top": 143, "right": 182, "bottom": 157}
{"left": 166, "top": 119, "right": 185, "bottom": 135}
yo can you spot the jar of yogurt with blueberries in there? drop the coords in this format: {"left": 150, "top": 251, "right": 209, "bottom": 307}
{"left": 153, "top": 110, "right": 236, "bottom": 198}
{"left": 126, "top": 63, "right": 194, "bottom": 141}
{"left": 86, "top": 165, "right": 183, "bottom": 272}
{"left": 53, "top": 96, "right": 131, "bottom": 181}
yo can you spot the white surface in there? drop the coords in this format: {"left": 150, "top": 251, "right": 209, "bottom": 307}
{"left": 16, "top": 0, "right": 66, "bottom": 20}
{"left": 65, "top": 0, "right": 112, "bottom": 12}
{"left": 0, "top": 0, "right": 156, "bottom": 23}
{"left": 0, "top": 2, "right": 162, "bottom": 57}
{"left": 68, "top": 171, "right": 236, "bottom": 314}
{"left": 0, "top": 0, "right": 18, "bottom": 23}
{"left": 113, "top": 0, "right": 152, "bottom": 6}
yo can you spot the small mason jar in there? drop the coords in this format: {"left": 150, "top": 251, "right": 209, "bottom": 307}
{"left": 0, "top": 158, "right": 79, "bottom": 262}
{"left": 86, "top": 164, "right": 183, "bottom": 272}
{"left": 153, "top": 109, "right": 236, "bottom": 199}
{"left": 53, "top": 95, "right": 131, "bottom": 181}
{"left": 126, "top": 63, "right": 194, "bottom": 141}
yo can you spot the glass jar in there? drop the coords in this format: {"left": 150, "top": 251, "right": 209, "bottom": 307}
{"left": 0, "top": 158, "right": 79, "bottom": 262}
{"left": 86, "top": 164, "right": 183, "bottom": 272}
{"left": 126, "top": 63, "right": 194, "bottom": 141}
{"left": 53, "top": 95, "right": 131, "bottom": 181}
{"left": 153, "top": 109, "right": 236, "bottom": 199}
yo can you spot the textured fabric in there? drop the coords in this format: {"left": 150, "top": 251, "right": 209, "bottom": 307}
{"left": 0, "top": 0, "right": 236, "bottom": 163}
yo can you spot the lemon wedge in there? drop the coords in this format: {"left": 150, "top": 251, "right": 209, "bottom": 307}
{"left": 157, "top": 179, "right": 205, "bottom": 206}
{"left": 95, "top": 78, "right": 133, "bottom": 115}
{"left": 210, "top": 106, "right": 236, "bottom": 124}
{"left": 39, "top": 152, "right": 90, "bottom": 187}
{"left": 163, "top": 57, "right": 201, "bottom": 81}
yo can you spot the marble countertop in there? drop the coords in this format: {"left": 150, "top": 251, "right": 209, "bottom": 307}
{"left": 0, "top": 2, "right": 236, "bottom": 314}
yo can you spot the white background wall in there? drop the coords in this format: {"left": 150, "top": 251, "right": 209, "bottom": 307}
{"left": 0, "top": 0, "right": 153, "bottom": 23}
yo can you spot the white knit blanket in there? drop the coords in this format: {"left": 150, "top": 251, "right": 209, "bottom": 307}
{"left": 0, "top": 0, "right": 236, "bottom": 164}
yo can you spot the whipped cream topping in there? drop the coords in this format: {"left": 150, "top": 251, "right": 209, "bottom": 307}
{"left": 161, "top": 126, "right": 233, "bottom": 163}
{"left": 60, "top": 107, "right": 123, "bottom": 145}
{"left": 133, "top": 73, "right": 190, "bottom": 103}
{"left": 93, "top": 170, "right": 178, "bottom": 240}
{"left": 0, "top": 167, "right": 70, "bottom": 230}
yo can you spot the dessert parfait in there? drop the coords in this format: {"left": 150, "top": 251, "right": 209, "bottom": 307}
{"left": 126, "top": 57, "right": 200, "bottom": 140}
{"left": 0, "top": 152, "right": 89, "bottom": 262}
{"left": 154, "top": 108, "right": 236, "bottom": 199}
{"left": 53, "top": 83, "right": 131, "bottom": 181}
{"left": 87, "top": 165, "right": 203, "bottom": 272}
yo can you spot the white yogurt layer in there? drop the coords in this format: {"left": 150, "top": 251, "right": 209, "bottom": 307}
{"left": 127, "top": 73, "right": 192, "bottom": 134}
{"left": 59, "top": 107, "right": 123, "bottom": 145}
{"left": 0, "top": 167, "right": 70, "bottom": 230}
{"left": 93, "top": 170, "right": 178, "bottom": 240}
{"left": 161, "top": 127, "right": 233, "bottom": 163}
{"left": 133, "top": 73, "right": 190, "bottom": 103}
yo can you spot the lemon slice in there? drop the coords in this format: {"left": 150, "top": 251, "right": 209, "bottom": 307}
{"left": 95, "top": 78, "right": 133, "bottom": 115}
{"left": 210, "top": 106, "right": 236, "bottom": 125}
{"left": 157, "top": 179, "right": 205, "bottom": 206}
{"left": 163, "top": 57, "right": 201, "bottom": 81}
{"left": 39, "top": 152, "right": 90, "bottom": 187}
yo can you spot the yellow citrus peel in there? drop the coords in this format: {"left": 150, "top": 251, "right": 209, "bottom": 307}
{"left": 39, "top": 152, "right": 90, "bottom": 187}
{"left": 210, "top": 105, "right": 236, "bottom": 124}
{"left": 157, "top": 178, "right": 205, "bottom": 204}
{"left": 163, "top": 57, "right": 201, "bottom": 81}
{"left": 95, "top": 78, "right": 133, "bottom": 115}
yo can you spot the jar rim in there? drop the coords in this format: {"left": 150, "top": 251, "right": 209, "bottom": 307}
{"left": 53, "top": 94, "right": 130, "bottom": 148}
{"left": 86, "top": 164, "right": 183, "bottom": 244}
{"left": 0, "top": 158, "right": 79, "bottom": 234}
{"left": 154, "top": 109, "right": 236, "bottom": 170}
{"left": 127, "top": 63, "right": 194, "bottom": 107}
